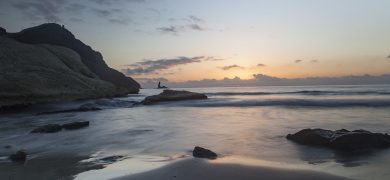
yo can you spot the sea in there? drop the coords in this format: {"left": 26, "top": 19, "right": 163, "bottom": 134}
{"left": 1, "top": 85, "right": 390, "bottom": 180}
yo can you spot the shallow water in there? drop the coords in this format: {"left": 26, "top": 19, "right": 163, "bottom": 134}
{"left": 1, "top": 85, "right": 390, "bottom": 179}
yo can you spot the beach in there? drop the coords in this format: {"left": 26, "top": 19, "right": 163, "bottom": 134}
{"left": 1, "top": 85, "right": 390, "bottom": 179}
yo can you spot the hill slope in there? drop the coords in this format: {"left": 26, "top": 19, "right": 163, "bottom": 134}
{"left": 8, "top": 23, "right": 140, "bottom": 94}
{"left": 0, "top": 36, "right": 125, "bottom": 107}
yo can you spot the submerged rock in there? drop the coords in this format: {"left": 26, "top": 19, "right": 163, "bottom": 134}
{"left": 31, "top": 124, "right": 62, "bottom": 133}
{"left": 193, "top": 146, "right": 217, "bottom": 159}
{"left": 9, "top": 150, "right": 27, "bottom": 162}
{"left": 287, "top": 128, "right": 390, "bottom": 151}
{"left": 142, "top": 90, "right": 207, "bottom": 105}
{"left": 62, "top": 121, "right": 89, "bottom": 130}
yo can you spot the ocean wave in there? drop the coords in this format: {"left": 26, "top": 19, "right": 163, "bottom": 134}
{"left": 174, "top": 98, "right": 390, "bottom": 108}
{"left": 206, "top": 90, "right": 390, "bottom": 96}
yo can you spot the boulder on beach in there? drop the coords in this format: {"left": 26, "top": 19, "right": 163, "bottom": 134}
{"left": 287, "top": 128, "right": 390, "bottom": 151}
{"left": 31, "top": 124, "right": 63, "bottom": 133}
{"left": 62, "top": 121, "right": 89, "bottom": 130}
{"left": 9, "top": 150, "right": 27, "bottom": 162}
{"left": 142, "top": 90, "right": 207, "bottom": 105}
{"left": 193, "top": 146, "right": 217, "bottom": 159}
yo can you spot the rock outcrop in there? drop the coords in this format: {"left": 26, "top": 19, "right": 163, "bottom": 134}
{"left": 0, "top": 24, "right": 140, "bottom": 108}
{"left": 62, "top": 121, "right": 89, "bottom": 130}
{"left": 287, "top": 128, "right": 390, "bottom": 151}
{"left": 9, "top": 150, "right": 27, "bottom": 162}
{"left": 7, "top": 23, "right": 140, "bottom": 94}
{"left": 31, "top": 121, "right": 90, "bottom": 133}
{"left": 142, "top": 90, "right": 207, "bottom": 105}
{"left": 31, "top": 124, "right": 63, "bottom": 133}
{"left": 193, "top": 146, "right": 217, "bottom": 159}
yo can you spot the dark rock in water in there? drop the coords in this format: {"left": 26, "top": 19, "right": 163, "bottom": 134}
{"left": 38, "top": 104, "right": 101, "bottom": 115}
{"left": 4, "top": 145, "right": 12, "bottom": 149}
{"left": 193, "top": 146, "right": 217, "bottom": 159}
{"left": 142, "top": 90, "right": 207, "bottom": 105}
{"left": 31, "top": 124, "right": 63, "bottom": 133}
{"left": 0, "top": 27, "right": 6, "bottom": 36}
{"left": 62, "top": 121, "right": 89, "bottom": 130}
{"left": 286, "top": 129, "right": 333, "bottom": 146}
{"left": 99, "top": 155, "right": 125, "bottom": 163}
{"left": 287, "top": 128, "right": 390, "bottom": 151}
{"left": 8, "top": 23, "right": 140, "bottom": 94}
{"left": 9, "top": 150, "right": 27, "bottom": 162}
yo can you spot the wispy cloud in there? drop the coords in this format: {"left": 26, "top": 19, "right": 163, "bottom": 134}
{"left": 157, "top": 15, "right": 206, "bottom": 35}
{"left": 157, "top": 26, "right": 180, "bottom": 34}
{"left": 12, "top": 0, "right": 67, "bottom": 22}
{"left": 123, "top": 56, "right": 214, "bottom": 75}
{"left": 220, "top": 64, "right": 245, "bottom": 70}
{"left": 257, "top": 63, "right": 266, "bottom": 67}
{"left": 310, "top": 59, "right": 319, "bottom": 63}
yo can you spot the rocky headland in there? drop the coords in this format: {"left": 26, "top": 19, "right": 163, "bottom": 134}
{"left": 0, "top": 23, "right": 140, "bottom": 109}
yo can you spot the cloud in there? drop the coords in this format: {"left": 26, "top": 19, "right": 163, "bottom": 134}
{"left": 257, "top": 63, "right": 266, "bottom": 67}
{"left": 220, "top": 65, "right": 245, "bottom": 70}
{"left": 123, "top": 56, "right": 208, "bottom": 75}
{"left": 157, "top": 15, "right": 206, "bottom": 35}
{"left": 188, "top": 15, "right": 203, "bottom": 22}
{"left": 12, "top": 0, "right": 67, "bottom": 22}
{"left": 91, "top": 9, "right": 112, "bottom": 17}
{"left": 8, "top": 0, "right": 138, "bottom": 25}
{"left": 65, "top": 3, "right": 86, "bottom": 14}
{"left": 69, "top": 17, "right": 84, "bottom": 23}
{"left": 157, "top": 26, "right": 180, "bottom": 34}
{"left": 294, "top": 59, "right": 303, "bottom": 63}
{"left": 89, "top": 0, "right": 146, "bottom": 6}
{"left": 387, "top": 55, "right": 390, "bottom": 59}
{"left": 310, "top": 59, "right": 319, "bottom": 63}
{"left": 108, "top": 18, "right": 131, "bottom": 25}
{"left": 188, "top": 24, "right": 204, "bottom": 31}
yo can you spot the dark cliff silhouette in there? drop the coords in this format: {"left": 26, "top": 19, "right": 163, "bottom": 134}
{"left": 7, "top": 23, "right": 140, "bottom": 94}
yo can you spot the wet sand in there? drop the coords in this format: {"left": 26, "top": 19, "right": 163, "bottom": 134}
{"left": 115, "top": 158, "right": 352, "bottom": 180}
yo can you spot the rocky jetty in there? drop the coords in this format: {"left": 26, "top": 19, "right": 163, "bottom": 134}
{"left": 0, "top": 24, "right": 140, "bottom": 108}
{"left": 142, "top": 90, "right": 207, "bottom": 105}
{"left": 193, "top": 146, "right": 217, "bottom": 159}
{"left": 287, "top": 128, "right": 390, "bottom": 151}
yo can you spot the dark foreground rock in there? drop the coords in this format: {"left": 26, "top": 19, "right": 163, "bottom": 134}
{"left": 142, "top": 90, "right": 207, "bottom": 105}
{"left": 37, "top": 105, "right": 101, "bottom": 115}
{"left": 287, "top": 128, "right": 390, "bottom": 151}
{"left": 31, "top": 121, "right": 90, "bottom": 133}
{"left": 193, "top": 146, "right": 217, "bottom": 159}
{"left": 9, "top": 150, "right": 27, "bottom": 162}
{"left": 31, "top": 124, "right": 63, "bottom": 133}
{"left": 62, "top": 121, "right": 89, "bottom": 130}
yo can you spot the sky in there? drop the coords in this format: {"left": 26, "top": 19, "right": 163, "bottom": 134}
{"left": 1, "top": 0, "right": 390, "bottom": 87}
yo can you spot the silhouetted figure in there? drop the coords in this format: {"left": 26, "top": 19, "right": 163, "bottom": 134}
{"left": 157, "top": 81, "right": 167, "bottom": 89}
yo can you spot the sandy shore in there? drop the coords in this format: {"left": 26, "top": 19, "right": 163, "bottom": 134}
{"left": 114, "top": 158, "right": 352, "bottom": 180}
